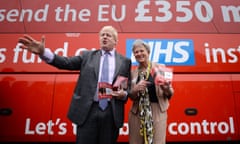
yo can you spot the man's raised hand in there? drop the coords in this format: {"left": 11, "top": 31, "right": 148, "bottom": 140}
{"left": 18, "top": 35, "right": 45, "bottom": 55}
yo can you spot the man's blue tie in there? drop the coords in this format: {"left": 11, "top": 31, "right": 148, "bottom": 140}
{"left": 99, "top": 52, "right": 109, "bottom": 110}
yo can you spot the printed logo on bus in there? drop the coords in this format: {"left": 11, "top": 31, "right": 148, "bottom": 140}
{"left": 126, "top": 39, "right": 195, "bottom": 66}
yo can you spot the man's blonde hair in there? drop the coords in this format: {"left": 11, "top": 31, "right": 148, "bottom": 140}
{"left": 99, "top": 25, "right": 118, "bottom": 41}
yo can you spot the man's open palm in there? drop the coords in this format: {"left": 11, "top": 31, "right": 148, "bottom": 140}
{"left": 18, "top": 35, "right": 45, "bottom": 55}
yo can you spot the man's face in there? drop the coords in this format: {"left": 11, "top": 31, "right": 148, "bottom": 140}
{"left": 99, "top": 28, "right": 117, "bottom": 51}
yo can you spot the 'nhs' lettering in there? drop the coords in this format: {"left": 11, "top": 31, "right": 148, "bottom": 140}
{"left": 126, "top": 39, "right": 195, "bottom": 66}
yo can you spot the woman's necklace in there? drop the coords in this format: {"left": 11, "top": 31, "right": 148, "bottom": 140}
{"left": 138, "top": 61, "right": 151, "bottom": 80}
{"left": 138, "top": 61, "right": 154, "bottom": 144}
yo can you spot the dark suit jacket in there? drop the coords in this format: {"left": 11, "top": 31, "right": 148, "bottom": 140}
{"left": 49, "top": 50, "right": 131, "bottom": 128}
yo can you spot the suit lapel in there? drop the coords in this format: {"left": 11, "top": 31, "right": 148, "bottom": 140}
{"left": 94, "top": 50, "right": 101, "bottom": 79}
{"left": 114, "top": 53, "right": 122, "bottom": 78}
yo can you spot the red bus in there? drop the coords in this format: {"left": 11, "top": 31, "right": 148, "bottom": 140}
{"left": 0, "top": 0, "right": 239, "bottom": 143}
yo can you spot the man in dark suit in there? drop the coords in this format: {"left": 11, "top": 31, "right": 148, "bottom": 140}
{"left": 18, "top": 25, "right": 132, "bottom": 144}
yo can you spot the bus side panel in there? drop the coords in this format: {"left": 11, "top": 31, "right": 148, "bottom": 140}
{"left": 50, "top": 74, "right": 77, "bottom": 142}
{"left": 232, "top": 74, "right": 240, "bottom": 140}
{"left": 1, "top": 74, "right": 239, "bottom": 142}
{"left": 167, "top": 74, "right": 238, "bottom": 142}
{"left": 0, "top": 74, "right": 55, "bottom": 142}
{"left": 232, "top": 75, "right": 240, "bottom": 92}
{"left": 234, "top": 92, "right": 240, "bottom": 140}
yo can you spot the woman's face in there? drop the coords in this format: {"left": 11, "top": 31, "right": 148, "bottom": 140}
{"left": 133, "top": 44, "right": 149, "bottom": 64}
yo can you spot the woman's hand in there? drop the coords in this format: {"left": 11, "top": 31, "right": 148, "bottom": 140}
{"left": 135, "top": 80, "right": 151, "bottom": 93}
{"left": 161, "top": 81, "right": 174, "bottom": 99}
{"left": 160, "top": 81, "right": 172, "bottom": 90}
